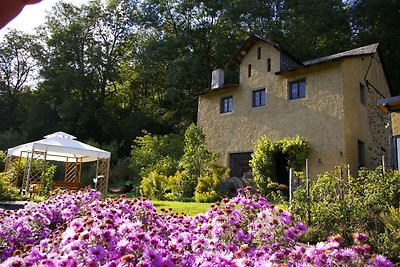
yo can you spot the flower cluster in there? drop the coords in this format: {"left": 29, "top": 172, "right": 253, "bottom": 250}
{"left": 0, "top": 187, "right": 394, "bottom": 266}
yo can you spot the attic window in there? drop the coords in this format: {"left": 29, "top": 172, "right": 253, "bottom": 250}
{"left": 248, "top": 64, "right": 252, "bottom": 78}
{"left": 257, "top": 47, "right": 261, "bottom": 60}
{"left": 267, "top": 58, "right": 271, "bottom": 72}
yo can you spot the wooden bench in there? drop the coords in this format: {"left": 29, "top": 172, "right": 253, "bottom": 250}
{"left": 52, "top": 181, "right": 82, "bottom": 191}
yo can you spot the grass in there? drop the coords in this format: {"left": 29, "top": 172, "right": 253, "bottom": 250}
{"left": 152, "top": 200, "right": 213, "bottom": 216}
{"left": 107, "top": 192, "right": 288, "bottom": 216}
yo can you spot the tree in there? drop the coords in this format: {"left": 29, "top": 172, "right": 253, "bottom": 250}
{"left": 280, "top": 0, "right": 353, "bottom": 61}
{"left": 0, "top": 30, "right": 38, "bottom": 132}
{"left": 350, "top": 0, "right": 400, "bottom": 95}
{"left": 130, "top": 131, "right": 183, "bottom": 177}
{"left": 180, "top": 124, "right": 216, "bottom": 197}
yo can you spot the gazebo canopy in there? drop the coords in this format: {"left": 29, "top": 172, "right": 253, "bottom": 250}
{"left": 7, "top": 131, "right": 111, "bottom": 162}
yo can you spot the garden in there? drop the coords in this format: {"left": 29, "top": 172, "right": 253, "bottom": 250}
{"left": 0, "top": 126, "right": 399, "bottom": 265}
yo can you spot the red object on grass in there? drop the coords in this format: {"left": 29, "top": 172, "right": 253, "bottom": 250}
{"left": 0, "top": 0, "right": 42, "bottom": 29}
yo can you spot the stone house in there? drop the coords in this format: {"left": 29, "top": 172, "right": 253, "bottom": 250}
{"left": 197, "top": 35, "right": 392, "bottom": 181}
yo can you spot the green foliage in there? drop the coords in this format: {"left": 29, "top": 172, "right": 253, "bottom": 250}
{"left": 180, "top": 124, "right": 217, "bottom": 198}
{"left": 291, "top": 166, "right": 400, "bottom": 261}
{"left": 249, "top": 136, "right": 275, "bottom": 195}
{"left": 194, "top": 164, "right": 230, "bottom": 203}
{"left": 140, "top": 171, "right": 169, "bottom": 200}
{"left": 377, "top": 207, "right": 400, "bottom": 262}
{"left": 0, "top": 172, "right": 22, "bottom": 201}
{"left": 276, "top": 136, "right": 311, "bottom": 171}
{"left": 0, "top": 151, "right": 6, "bottom": 171}
{"left": 39, "top": 165, "right": 56, "bottom": 197}
{"left": 130, "top": 131, "right": 183, "bottom": 177}
{"left": 250, "top": 135, "right": 310, "bottom": 195}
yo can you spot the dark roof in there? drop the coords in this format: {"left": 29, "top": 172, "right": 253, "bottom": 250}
{"left": 196, "top": 84, "right": 239, "bottom": 96}
{"left": 233, "top": 35, "right": 303, "bottom": 66}
{"left": 303, "top": 43, "right": 379, "bottom": 66}
{"left": 377, "top": 95, "right": 400, "bottom": 113}
{"left": 277, "top": 43, "right": 379, "bottom": 74}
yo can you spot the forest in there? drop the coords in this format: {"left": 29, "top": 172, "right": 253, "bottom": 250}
{"left": 0, "top": 0, "right": 399, "bottom": 166}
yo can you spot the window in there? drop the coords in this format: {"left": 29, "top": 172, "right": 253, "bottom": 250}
{"left": 358, "top": 140, "right": 365, "bottom": 168}
{"left": 252, "top": 89, "right": 266, "bottom": 107}
{"left": 257, "top": 47, "right": 261, "bottom": 60}
{"left": 360, "top": 82, "right": 366, "bottom": 105}
{"left": 221, "top": 96, "right": 233, "bottom": 113}
{"left": 248, "top": 64, "right": 252, "bottom": 78}
{"left": 289, "top": 80, "right": 306, "bottom": 99}
{"left": 267, "top": 58, "right": 271, "bottom": 72}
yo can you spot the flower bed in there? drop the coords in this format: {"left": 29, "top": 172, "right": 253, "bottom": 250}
{"left": 0, "top": 188, "right": 394, "bottom": 266}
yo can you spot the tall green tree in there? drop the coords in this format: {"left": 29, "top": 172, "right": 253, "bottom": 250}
{"left": 350, "top": 0, "right": 400, "bottom": 94}
{"left": 280, "top": 0, "right": 353, "bottom": 61}
{"left": 0, "top": 30, "right": 38, "bottom": 132}
{"left": 36, "top": 0, "right": 139, "bottom": 142}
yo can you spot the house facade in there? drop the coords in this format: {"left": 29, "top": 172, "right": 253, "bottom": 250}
{"left": 197, "top": 35, "right": 392, "bottom": 180}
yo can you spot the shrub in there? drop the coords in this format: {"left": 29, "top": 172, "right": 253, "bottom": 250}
{"left": 140, "top": 171, "right": 168, "bottom": 200}
{"left": 377, "top": 207, "right": 400, "bottom": 262}
{"left": 250, "top": 135, "right": 310, "bottom": 195}
{"left": 0, "top": 171, "right": 22, "bottom": 200}
{"left": 291, "top": 166, "right": 400, "bottom": 261}
{"left": 194, "top": 164, "right": 229, "bottom": 202}
{"left": 180, "top": 124, "right": 217, "bottom": 198}
{"left": 39, "top": 165, "right": 56, "bottom": 197}
{"left": 130, "top": 131, "right": 183, "bottom": 177}
{"left": 0, "top": 150, "right": 6, "bottom": 171}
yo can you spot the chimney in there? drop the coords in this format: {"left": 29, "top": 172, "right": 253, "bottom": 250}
{"left": 211, "top": 69, "right": 224, "bottom": 89}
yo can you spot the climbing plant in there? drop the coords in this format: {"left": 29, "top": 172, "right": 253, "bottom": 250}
{"left": 250, "top": 135, "right": 310, "bottom": 195}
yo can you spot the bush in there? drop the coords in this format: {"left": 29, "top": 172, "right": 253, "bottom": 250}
{"left": 180, "top": 124, "right": 217, "bottom": 198}
{"left": 377, "top": 207, "right": 400, "bottom": 262}
{"left": 140, "top": 171, "right": 168, "bottom": 200}
{"left": 130, "top": 131, "right": 183, "bottom": 177}
{"left": 250, "top": 135, "right": 310, "bottom": 195}
{"left": 0, "top": 150, "right": 6, "bottom": 171}
{"left": 0, "top": 171, "right": 23, "bottom": 201}
{"left": 194, "top": 164, "right": 229, "bottom": 202}
{"left": 291, "top": 166, "right": 400, "bottom": 261}
{"left": 39, "top": 165, "right": 56, "bottom": 197}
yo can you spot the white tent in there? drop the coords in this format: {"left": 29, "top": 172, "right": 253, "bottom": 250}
{"left": 5, "top": 131, "right": 111, "bottom": 193}
{"left": 7, "top": 131, "right": 111, "bottom": 162}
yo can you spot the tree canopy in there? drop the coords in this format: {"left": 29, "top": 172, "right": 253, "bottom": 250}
{"left": 0, "top": 0, "right": 398, "bottom": 162}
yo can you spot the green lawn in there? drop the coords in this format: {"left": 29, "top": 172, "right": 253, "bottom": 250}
{"left": 152, "top": 200, "right": 213, "bottom": 216}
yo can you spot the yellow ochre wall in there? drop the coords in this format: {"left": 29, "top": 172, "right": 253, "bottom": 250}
{"left": 198, "top": 40, "right": 391, "bottom": 179}
{"left": 342, "top": 54, "right": 391, "bottom": 176}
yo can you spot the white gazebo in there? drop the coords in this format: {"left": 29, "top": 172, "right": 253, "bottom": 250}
{"left": 4, "top": 131, "right": 111, "bottom": 194}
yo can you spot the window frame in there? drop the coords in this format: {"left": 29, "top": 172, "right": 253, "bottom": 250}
{"left": 252, "top": 88, "right": 266, "bottom": 107}
{"left": 289, "top": 79, "right": 306, "bottom": 100}
{"left": 220, "top": 96, "right": 233, "bottom": 114}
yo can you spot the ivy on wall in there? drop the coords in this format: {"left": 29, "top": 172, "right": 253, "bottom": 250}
{"left": 249, "top": 135, "right": 310, "bottom": 195}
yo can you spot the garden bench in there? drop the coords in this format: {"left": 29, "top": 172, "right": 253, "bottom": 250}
{"left": 52, "top": 181, "right": 82, "bottom": 191}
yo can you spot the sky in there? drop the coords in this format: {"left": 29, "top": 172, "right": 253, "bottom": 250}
{"left": 0, "top": 0, "right": 90, "bottom": 39}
